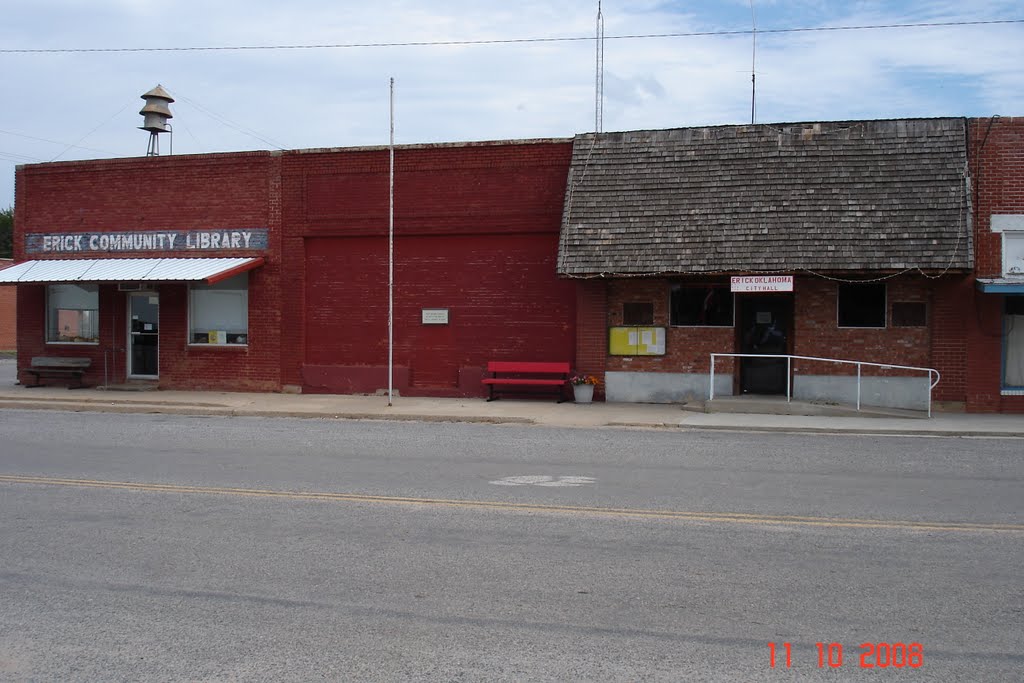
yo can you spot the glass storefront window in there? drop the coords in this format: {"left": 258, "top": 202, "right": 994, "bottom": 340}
{"left": 47, "top": 284, "right": 99, "bottom": 343}
{"left": 189, "top": 273, "right": 249, "bottom": 345}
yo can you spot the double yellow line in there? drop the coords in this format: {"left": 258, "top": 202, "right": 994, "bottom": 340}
{"left": 1, "top": 474, "right": 1021, "bottom": 534}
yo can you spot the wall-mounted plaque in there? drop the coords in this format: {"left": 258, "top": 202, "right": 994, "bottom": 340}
{"left": 421, "top": 309, "right": 449, "bottom": 325}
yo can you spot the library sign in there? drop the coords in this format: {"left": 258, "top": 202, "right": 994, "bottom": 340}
{"left": 26, "top": 229, "right": 269, "bottom": 254}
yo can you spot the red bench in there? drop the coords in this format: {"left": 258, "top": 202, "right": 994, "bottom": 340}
{"left": 481, "top": 361, "right": 570, "bottom": 403}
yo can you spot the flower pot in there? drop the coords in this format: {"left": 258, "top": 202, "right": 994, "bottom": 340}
{"left": 573, "top": 383, "right": 594, "bottom": 404}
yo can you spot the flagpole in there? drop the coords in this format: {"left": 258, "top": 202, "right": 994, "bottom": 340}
{"left": 388, "top": 77, "right": 395, "bottom": 407}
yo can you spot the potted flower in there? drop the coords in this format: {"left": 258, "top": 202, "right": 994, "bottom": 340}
{"left": 569, "top": 374, "right": 599, "bottom": 403}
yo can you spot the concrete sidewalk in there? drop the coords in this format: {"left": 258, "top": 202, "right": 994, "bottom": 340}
{"left": 0, "top": 375, "right": 1021, "bottom": 436}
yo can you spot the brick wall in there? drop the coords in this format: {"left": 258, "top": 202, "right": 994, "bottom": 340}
{"left": 605, "top": 278, "right": 736, "bottom": 378}
{"left": 575, "top": 279, "right": 609, "bottom": 399}
{"left": 0, "top": 260, "right": 14, "bottom": 350}
{"left": 13, "top": 141, "right": 576, "bottom": 395}
{"left": 589, "top": 274, "right": 961, "bottom": 399}
{"left": 966, "top": 117, "right": 1024, "bottom": 412}
{"left": 280, "top": 140, "right": 577, "bottom": 395}
{"left": 13, "top": 152, "right": 281, "bottom": 390}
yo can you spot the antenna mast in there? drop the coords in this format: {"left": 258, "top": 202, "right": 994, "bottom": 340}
{"left": 595, "top": 1, "right": 605, "bottom": 133}
{"left": 750, "top": 0, "right": 757, "bottom": 124}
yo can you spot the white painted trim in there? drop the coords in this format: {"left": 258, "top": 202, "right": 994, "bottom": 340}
{"left": 1002, "top": 231, "right": 1024, "bottom": 277}
{"left": 991, "top": 215, "right": 1024, "bottom": 233}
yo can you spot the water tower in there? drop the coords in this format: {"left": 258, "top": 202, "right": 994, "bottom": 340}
{"left": 139, "top": 85, "right": 174, "bottom": 156}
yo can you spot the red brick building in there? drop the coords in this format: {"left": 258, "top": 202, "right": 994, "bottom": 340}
{"left": 3, "top": 117, "right": 1021, "bottom": 413}
{"left": 558, "top": 119, "right": 975, "bottom": 413}
{"left": 4, "top": 140, "right": 575, "bottom": 394}
{"left": 966, "top": 117, "right": 1024, "bottom": 412}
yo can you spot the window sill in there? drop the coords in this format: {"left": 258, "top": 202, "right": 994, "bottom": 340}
{"left": 187, "top": 344, "right": 249, "bottom": 350}
{"left": 1001, "top": 389, "right": 1024, "bottom": 396}
{"left": 46, "top": 341, "right": 99, "bottom": 346}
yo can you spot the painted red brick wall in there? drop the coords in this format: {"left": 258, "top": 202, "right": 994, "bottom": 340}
{"left": 13, "top": 152, "right": 281, "bottom": 390}
{"left": 966, "top": 117, "right": 1024, "bottom": 412}
{"left": 0, "top": 260, "right": 14, "bottom": 350}
{"left": 0, "top": 286, "right": 13, "bottom": 350}
{"left": 281, "top": 140, "right": 577, "bottom": 395}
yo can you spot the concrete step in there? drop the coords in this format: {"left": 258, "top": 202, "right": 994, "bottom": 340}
{"left": 97, "top": 381, "right": 159, "bottom": 392}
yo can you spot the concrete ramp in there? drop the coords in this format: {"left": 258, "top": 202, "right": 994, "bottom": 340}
{"left": 697, "top": 395, "right": 930, "bottom": 419}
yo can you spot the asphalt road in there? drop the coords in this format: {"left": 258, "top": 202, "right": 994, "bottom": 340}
{"left": 1, "top": 410, "right": 1021, "bottom": 681}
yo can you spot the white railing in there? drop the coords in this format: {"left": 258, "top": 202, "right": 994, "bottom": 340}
{"left": 709, "top": 353, "right": 942, "bottom": 417}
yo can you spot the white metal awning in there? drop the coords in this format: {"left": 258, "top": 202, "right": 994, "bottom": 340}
{"left": 0, "top": 257, "right": 264, "bottom": 284}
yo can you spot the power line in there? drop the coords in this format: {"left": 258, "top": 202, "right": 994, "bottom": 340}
{"left": 0, "top": 150, "right": 47, "bottom": 163}
{"left": 50, "top": 101, "right": 133, "bottom": 161}
{"left": 171, "top": 91, "right": 288, "bottom": 150}
{"left": 0, "top": 129, "right": 110, "bottom": 155}
{"left": 1, "top": 19, "right": 1020, "bottom": 54}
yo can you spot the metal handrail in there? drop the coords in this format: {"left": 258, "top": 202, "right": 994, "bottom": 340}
{"left": 709, "top": 353, "right": 941, "bottom": 417}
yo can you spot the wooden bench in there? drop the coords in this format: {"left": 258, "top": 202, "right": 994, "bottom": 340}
{"left": 481, "top": 361, "right": 570, "bottom": 402}
{"left": 25, "top": 357, "right": 91, "bottom": 389}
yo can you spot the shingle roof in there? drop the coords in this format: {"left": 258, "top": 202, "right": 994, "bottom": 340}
{"left": 557, "top": 118, "right": 971, "bottom": 276}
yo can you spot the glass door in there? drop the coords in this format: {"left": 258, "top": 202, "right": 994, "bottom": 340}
{"left": 738, "top": 294, "right": 792, "bottom": 394}
{"left": 128, "top": 292, "right": 159, "bottom": 378}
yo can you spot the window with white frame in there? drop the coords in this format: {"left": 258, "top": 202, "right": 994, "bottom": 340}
{"left": 47, "top": 284, "right": 99, "bottom": 343}
{"left": 1004, "top": 232, "right": 1024, "bottom": 276}
{"left": 189, "top": 273, "right": 249, "bottom": 345}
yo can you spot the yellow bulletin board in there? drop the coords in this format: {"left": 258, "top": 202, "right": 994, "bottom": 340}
{"left": 609, "top": 326, "right": 666, "bottom": 356}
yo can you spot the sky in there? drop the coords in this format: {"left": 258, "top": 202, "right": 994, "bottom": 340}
{"left": 1, "top": 0, "right": 1022, "bottom": 209}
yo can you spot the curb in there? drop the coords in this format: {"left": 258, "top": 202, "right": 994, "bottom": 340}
{"left": 0, "top": 401, "right": 536, "bottom": 425}
{"left": 2, "top": 400, "right": 1022, "bottom": 437}
{"left": 609, "top": 422, "right": 1024, "bottom": 438}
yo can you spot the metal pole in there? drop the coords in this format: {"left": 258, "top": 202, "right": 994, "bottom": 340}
{"left": 388, "top": 78, "right": 395, "bottom": 407}
{"left": 928, "top": 371, "right": 934, "bottom": 418}
{"left": 709, "top": 354, "right": 716, "bottom": 401}
{"left": 856, "top": 363, "right": 862, "bottom": 411}
{"left": 786, "top": 355, "right": 791, "bottom": 402}
{"left": 595, "top": 1, "right": 604, "bottom": 133}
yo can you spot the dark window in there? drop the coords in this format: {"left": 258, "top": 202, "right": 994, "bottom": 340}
{"left": 892, "top": 302, "right": 927, "bottom": 327}
{"left": 1005, "top": 296, "right": 1024, "bottom": 388}
{"left": 838, "top": 283, "right": 886, "bottom": 328}
{"left": 670, "top": 285, "right": 733, "bottom": 326}
{"left": 623, "top": 302, "right": 654, "bottom": 326}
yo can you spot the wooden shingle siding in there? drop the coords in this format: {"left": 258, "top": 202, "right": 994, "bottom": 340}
{"left": 558, "top": 118, "right": 971, "bottom": 275}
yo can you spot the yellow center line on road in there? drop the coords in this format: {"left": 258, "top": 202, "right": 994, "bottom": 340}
{"left": 1, "top": 474, "right": 1021, "bottom": 533}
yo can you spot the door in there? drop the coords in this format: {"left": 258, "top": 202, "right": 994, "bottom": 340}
{"left": 128, "top": 292, "right": 159, "bottom": 378}
{"left": 738, "top": 294, "right": 792, "bottom": 394}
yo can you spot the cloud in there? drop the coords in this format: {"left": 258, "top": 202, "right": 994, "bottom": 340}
{"left": 1, "top": 1, "right": 1022, "bottom": 207}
